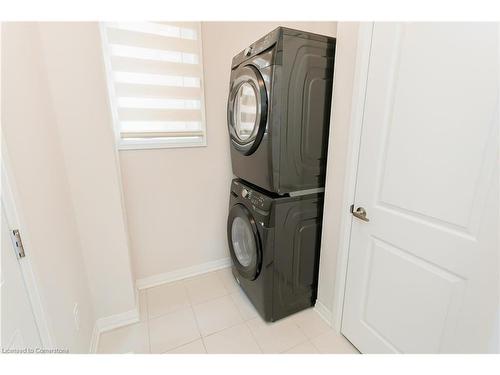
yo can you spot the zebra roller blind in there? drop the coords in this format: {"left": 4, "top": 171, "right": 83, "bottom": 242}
{"left": 101, "top": 22, "right": 207, "bottom": 149}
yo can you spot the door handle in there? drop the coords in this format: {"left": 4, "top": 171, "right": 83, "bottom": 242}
{"left": 351, "top": 205, "right": 369, "bottom": 222}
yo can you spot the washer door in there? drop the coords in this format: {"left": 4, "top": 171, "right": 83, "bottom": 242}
{"left": 227, "top": 204, "right": 262, "bottom": 280}
{"left": 227, "top": 65, "right": 268, "bottom": 155}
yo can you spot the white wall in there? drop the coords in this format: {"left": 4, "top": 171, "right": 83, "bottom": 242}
{"left": 316, "top": 22, "right": 360, "bottom": 319}
{"left": 122, "top": 22, "right": 337, "bottom": 282}
{"left": 36, "top": 22, "right": 136, "bottom": 321}
{"left": 1, "top": 22, "right": 95, "bottom": 352}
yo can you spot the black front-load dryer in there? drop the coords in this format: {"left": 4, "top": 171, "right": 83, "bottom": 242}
{"left": 227, "top": 179, "right": 324, "bottom": 322}
{"left": 227, "top": 27, "right": 336, "bottom": 194}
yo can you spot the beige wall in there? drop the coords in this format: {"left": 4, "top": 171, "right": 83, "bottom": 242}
{"left": 122, "top": 22, "right": 337, "bottom": 281}
{"left": 2, "top": 22, "right": 138, "bottom": 352}
{"left": 36, "top": 22, "right": 136, "bottom": 320}
{"left": 316, "top": 22, "right": 360, "bottom": 318}
{"left": 1, "top": 22, "right": 95, "bottom": 352}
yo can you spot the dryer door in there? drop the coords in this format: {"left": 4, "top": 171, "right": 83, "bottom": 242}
{"left": 227, "top": 65, "right": 268, "bottom": 155}
{"left": 227, "top": 204, "right": 262, "bottom": 280}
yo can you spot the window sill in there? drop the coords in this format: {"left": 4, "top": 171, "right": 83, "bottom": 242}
{"left": 117, "top": 138, "right": 207, "bottom": 151}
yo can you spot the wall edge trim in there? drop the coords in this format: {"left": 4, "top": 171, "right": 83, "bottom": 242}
{"left": 314, "top": 300, "right": 334, "bottom": 327}
{"left": 89, "top": 307, "right": 140, "bottom": 353}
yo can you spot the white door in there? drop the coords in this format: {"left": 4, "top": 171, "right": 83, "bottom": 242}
{"left": 342, "top": 23, "right": 499, "bottom": 353}
{"left": 1, "top": 206, "right": 41, "bottom": 351}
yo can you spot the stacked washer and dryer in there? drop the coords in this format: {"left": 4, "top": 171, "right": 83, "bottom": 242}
{"left": 226, "top": 27, "right": 336, "bottom": 322}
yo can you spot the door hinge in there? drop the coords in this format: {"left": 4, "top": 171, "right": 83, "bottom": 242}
{"left": 12, "top": 229, "right": 26, "bottom": 258}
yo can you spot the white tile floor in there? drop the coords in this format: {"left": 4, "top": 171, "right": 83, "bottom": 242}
{"left": 97, "top": 268, "right": 360, "bottom": 354}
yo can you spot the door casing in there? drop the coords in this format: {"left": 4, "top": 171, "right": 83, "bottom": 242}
{"left": 327, "top": 22, "right": 375, "bottom": 333}
{"left": 1, "top": 140, "right": 54, "bottom": 348}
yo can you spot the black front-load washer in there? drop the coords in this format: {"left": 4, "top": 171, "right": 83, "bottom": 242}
{"left": 227, "top": 178, "right": 324, "bottom": 322}
{"left": 227, "top": 27, "right": 336, "bottom": 194}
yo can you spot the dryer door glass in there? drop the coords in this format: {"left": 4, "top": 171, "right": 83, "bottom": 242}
{"left": 233, "top": 83, "right": 258, "bottom": 142}
{"left": 227, "top": 65, "right": 268, "bottom": 155}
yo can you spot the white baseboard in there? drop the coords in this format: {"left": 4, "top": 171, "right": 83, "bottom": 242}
{"left": 136, "top": 257, "right": 232, "bottom": 290}
{"left": 96, "top": 307, "right": 140, "bottom": 333}
{"left": 314, "top": 300, "right": 334, "bottom": 327}
{"left": 88, "top": 307, "right": 140, "bottom": 353}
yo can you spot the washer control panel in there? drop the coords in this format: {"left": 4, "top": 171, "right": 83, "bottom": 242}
{"left": 234, "top": 181, "right": 271, "bottom": 211}
{"left": 246, "top": 190, "right": 266, "bottom": 209}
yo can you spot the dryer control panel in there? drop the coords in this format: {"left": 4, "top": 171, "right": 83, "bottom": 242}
{"left": 231, "top": 28, "right": 280, "bottom": 69}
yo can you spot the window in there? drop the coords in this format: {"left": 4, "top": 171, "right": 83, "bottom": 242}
{"left": 100, "top": 22, "right": 207, "bottom": 150}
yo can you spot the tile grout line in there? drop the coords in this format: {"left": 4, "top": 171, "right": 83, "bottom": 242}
{"left": 189, "top": 270, "right": 241, "bottom": 339}
{"left": 284, "top": 340, "right": 318, "bottom": 354}
{"left": 185, "top": 271, "right": 229, "bottom": 306}
{"left": 146, "top": 280, "right": 201, "bottom": 354}
{"left": 192, "top": 269, "right": 251, "bottom": 351}
{"left": 144, "top": 269, "right": 323, "bottom": 354}
{"left": 309, "top": 338, "right": 323, "bottom": 354}
{"left": 195, "top": 294, "right": 246, "bottom": 340}
{"left": 244, "top": 319, "right": 265, "bottom": 354}
{"left": 278, "top": 329, "right": 310, "bottom": 354}
{"left": 163, "top": 336, "right": 205, "bottom": 354}
{"left": 206, "top": 279, "right": 251, "bottom": 339}
{"left": 146, "top": 281, "right": 191, "bottom": 321}
{"left": 146, "top": 270, "right": 233, "bottom": 353}
{"left": 105, "top": 269, "right": 349, "bottom": 354}
{"left": 190, "top": 302, "right": 208, "bottom": 354}
{"left": 182, "top": 278, "right": 208, "bottom": 354}
{"left": 215, "top": 268, "right": 264, "bottom": 353}
{"left": 293, "top": 319, "right": 318, "bottom": 345}
{"left": 292, "top": 316, "right": 331, "bottom": 353}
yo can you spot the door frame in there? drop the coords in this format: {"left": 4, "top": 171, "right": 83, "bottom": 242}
{"left": 1, "top": 140, "right": 54, "bottom": 348}
{"left": 329, "top": 22, "right": 374, "bottom": 333}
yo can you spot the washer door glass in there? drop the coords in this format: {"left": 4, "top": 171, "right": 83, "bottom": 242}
{"left": 231, "top": 216, "right": 256, "bottom": 267}
{"left": 233, "top": 83, "right": 258, "bottom": 142}
{"left": 227, "top": 204, "right": 262, "bottom": 280}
